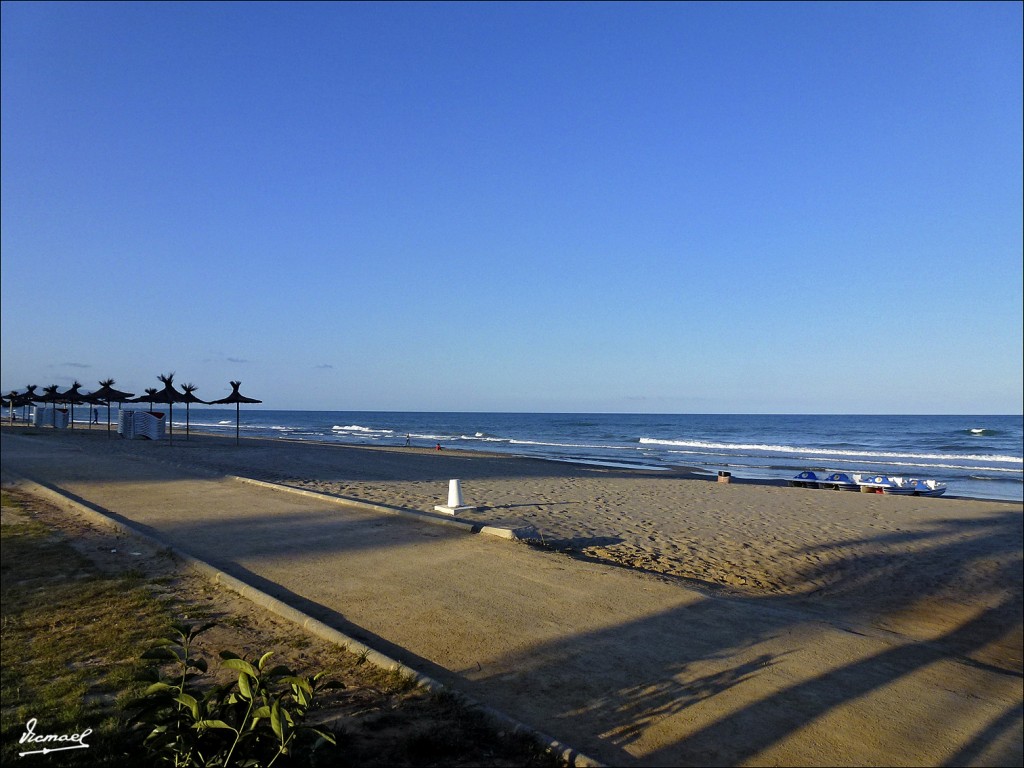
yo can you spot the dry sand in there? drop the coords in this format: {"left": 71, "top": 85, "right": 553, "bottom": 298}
{"left": 2, "top": 424, "right": 1021, "bottom": 766}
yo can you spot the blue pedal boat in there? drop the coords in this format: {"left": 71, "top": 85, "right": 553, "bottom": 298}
{"left": 819, "top": 472, "right": 859, "bottom": 491}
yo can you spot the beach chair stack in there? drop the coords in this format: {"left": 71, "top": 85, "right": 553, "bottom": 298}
{"left": 118, "top": 410, "right": 166, "bottom": 440}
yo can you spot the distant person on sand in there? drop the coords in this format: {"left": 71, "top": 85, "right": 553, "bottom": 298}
{"left": 93, "top": 408, "right": 99, "bottom": 423}
{"left": 406, "top": 434, "right": 411, "bottom": 447}
{"left": 436, "top": 443, "right": 443, "bottom": 451}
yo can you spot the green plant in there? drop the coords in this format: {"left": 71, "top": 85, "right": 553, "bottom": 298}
{"left": 134, "top": 621, "right": 341, "bottom": 767}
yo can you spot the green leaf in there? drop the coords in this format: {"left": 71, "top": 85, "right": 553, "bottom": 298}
{"left": 258, "top": 651, "right": 274, "bottom": 670}
{"left": 142, "top": 646, "right": 184, "bottom": 662}
{"left": 309, "top": 728, "right": 337, "bottom": 746}
{"left": 282, "top": 675, "right": 311, "bottom": 692}
{"left": 222, "top": 658, "right": 258, "bottom": 678}
{"left": 174, "top": 693, "right": 200, "bottom": 720}
{"left": 251, "top": 706, "right": 272, "bottom": 719}
{"left": 196, "top": 719, "right": 236, "bottom": 731}
{"left": 238, "top": 671, "right": 253, "bottom": 700}
{"left": 144, "top": 681, "right": 177, "bottom": 695}
{"left": 270, "top": 700, "right": 284, "bottom": 740}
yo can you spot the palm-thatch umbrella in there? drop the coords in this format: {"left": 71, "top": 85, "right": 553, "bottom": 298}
{"left": 36, "top": 385, "right": 62, "bottom": 426}
{"left": 5, "top": 391, "right": 23, "bottom": 425}
{"left": 151, "top": 373, "right": 188, "bottom": 444}
{"left": 86, "top": 379, "right": 135, "bottom": 437}
{"left": 58, "top": 381, "right": 92, "bottom": 430}
{"left": 36, "top": 387, "right": 60, "bottom": 423}
{"left": 20, "top": 385, "right": 40, "bottom": 421}
{"left": 209, "top": 381, "right": 262, "bottom": 445}
{"left": 130, "top": 388, "right": 160, "bottom": 411}
{"left": 179, "top": 382, "right": 208, "bottom": 440}
{"left": 5, "top": 386, "right": 40, "bottom": 423}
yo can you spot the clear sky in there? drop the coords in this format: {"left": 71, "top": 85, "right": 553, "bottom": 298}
{"left": 2, "top": 1, "right": 1021, "bottom": 414}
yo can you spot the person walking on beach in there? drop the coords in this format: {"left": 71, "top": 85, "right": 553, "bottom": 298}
{"left": 93, "top": 408, "right": 99, "bottom": 424}
{"left": 406, "top": 434, "right": 411, "bottom": 447}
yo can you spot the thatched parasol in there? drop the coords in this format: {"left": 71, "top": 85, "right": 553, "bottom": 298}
{"left": 5, "top": 391, "right": 23, "bottom": 425}
{"left": 130, "top": 388, "right": 160, "bottom": 411}
{"left": 86, "top": 379, "right": 136, "bottom": 437}
{"left": 179, "top": 383, "right": 208, "bottom": 440}
{"left": 34, "top": 385, "right": 66, "bottom": 428}
{"left": 19, "top": 385, "right": 40, "bottom": 421}
{"left": 37, "top": 385, "right": 61, "bottom": 406}
{"left": 20, "top": 387, "right": 39, "bottom": 417}
{"left": 58, "top": 381, "right": 91, "bottom": 429}
{"left": 209, "top": 381, "right": 262, "bottom": 445}
{"left": 151, "top": 373, "right": 188, "bottom": 443}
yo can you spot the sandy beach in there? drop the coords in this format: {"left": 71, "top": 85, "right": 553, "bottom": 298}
{"left": 2, "top": 423, "right": 1021, "bottom": 766}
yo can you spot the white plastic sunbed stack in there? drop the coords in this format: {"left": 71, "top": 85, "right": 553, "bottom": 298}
{"left": 32, "top": 408, "right": 69, "bottom": 428}
{"left": 118, "top": 410, "right": 166, "bottom": 440}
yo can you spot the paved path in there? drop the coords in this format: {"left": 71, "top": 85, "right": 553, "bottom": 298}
{"left": 2, "top": 433, "right": 1020, "bottom": 767}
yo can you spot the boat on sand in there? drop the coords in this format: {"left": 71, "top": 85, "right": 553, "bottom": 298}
{"left": 818, "top": 472, "right": 859, "bottom": 491}
{"left": 791, "top": 471, "right": 948, "bottom": 497}
{"left": 908, "top": 478, "right": 948, "bottom": 497}
{"left": 789, "top": 471, "right": 823, "bottom": 489}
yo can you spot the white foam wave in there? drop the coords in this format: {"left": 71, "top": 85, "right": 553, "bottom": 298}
{"left": 639, "top": 437, "right": 1021, "bottom": 464}
{"left": 332, "top": 424, "right": 394, "bottom": 434}
{"left": 660, "top": 450, "right": 1021, "bottom": 475}
{"left": 461, "top": 434, "right": 509, "bottom": 442}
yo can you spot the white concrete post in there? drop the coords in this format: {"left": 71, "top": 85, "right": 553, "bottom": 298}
{"left": 434, "top": 479, "right": 477, "bottom": 515}
{"left": 447, "top": 479, "right": 465, "bottom": 507}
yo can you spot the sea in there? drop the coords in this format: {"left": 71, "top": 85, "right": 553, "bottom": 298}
{"left": 148, "top": 410, "right": 1022, "bottom": 504}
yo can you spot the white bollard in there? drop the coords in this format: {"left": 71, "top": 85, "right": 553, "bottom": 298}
{"left": 447, "top": 479, "right": 465, "bottom": 507}
{"left": 435, "top": 478, "right": 477, "bottom": 515}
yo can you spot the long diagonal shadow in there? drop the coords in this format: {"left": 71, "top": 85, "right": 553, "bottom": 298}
{"left": 473, "top": 509, "right": 1022, "bottom": 765}
{"left": 640, "top": 596, "right": 1022, "bottom": 767}
{"left": 945, "top": 700, "right": 1024, "bottom": 767}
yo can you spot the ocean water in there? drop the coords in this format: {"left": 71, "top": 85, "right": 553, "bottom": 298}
{"left": 152, "top": 410, "right": 1022, "bottom": 504}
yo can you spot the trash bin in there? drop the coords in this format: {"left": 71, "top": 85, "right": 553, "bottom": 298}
{"left": 718, "top": 471, "right": 732, "bottom": 484}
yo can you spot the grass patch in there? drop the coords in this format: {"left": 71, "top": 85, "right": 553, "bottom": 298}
{"left": 0, "top": 490, "right": 172, "bottom": 765}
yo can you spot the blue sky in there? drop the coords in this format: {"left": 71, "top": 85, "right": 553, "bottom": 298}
{"left": 2, "top": 1, "right": 1021, "bottom": 414}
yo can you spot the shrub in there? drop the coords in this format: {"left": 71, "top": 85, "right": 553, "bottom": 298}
{"left": 134, "top": 621, "right": 341, "bottom": 767}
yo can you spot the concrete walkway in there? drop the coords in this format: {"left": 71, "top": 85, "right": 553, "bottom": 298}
{"left": 2, "top": 433, "right": 1019, "bottom": 767}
